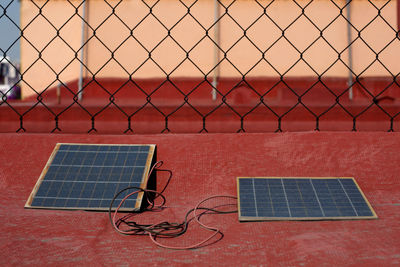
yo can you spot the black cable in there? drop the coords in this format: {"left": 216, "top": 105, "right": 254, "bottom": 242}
{"left": 108, "top": 162, "right": 238, "bottom": 246}
{"left": 109, "top": 186, "right": 237, "bottom": 238}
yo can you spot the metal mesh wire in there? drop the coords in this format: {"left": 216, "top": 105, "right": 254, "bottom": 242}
{"left": 0, "top": 0, "right": 399, "bottom": 133}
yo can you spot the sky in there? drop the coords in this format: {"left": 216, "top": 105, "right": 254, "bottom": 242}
{"left": 0, "top": 0, "right": 20, "bottom": 63}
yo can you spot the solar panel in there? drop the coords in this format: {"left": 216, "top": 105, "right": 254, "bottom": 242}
{"left": 25, "top": 143, "right": 156, "bottom": 211}
{"left": 237, "top": 177, "right": 377, "bottom": 221}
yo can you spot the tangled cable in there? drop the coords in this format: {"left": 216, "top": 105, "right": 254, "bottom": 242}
{"left": 109, "top": 161, "right": 238, "bottom": 250}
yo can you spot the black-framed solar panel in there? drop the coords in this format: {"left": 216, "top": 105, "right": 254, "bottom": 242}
{"left": 237, "top": 177, "right": 377, "bottom": 221}
{"left": 25, "top": 143, "right": 156, "bottom": 211}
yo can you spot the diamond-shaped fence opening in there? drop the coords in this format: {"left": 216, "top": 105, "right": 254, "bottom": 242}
{"left": 265, "top": 37, "right": 301, "bottom": 75}
{"left": 152, "top": 0, "right": 189, "bottom": 29}
{"left": 361, "top": 17, "right": 397, "bottom": 54}
{"left": 246, "top": 15, "right": 282, "bottom": 51}
{"left": 22, "top": 15, "right": 58, "bottom": 53}
{"left": 226, "top": 0, "right": 264, "bottom": 30}
{"left": 286, "top": 15, "right": 321, "bottom": 51}
{"left": 113, "top": 36, "right": 150, "bottom": 73}
{"left": 95, "top": 15, "right": 132, "bottom": 53}
{"left": 84, "top": 36, "right": 113, "bottom": 75}
{"left": 132, "top": 14, "right": 168, "bottom": 51}
{"left": 303, "top": 38, "right": 342, "bottom": 75}
{"left": 170, "top": 15, "right": 207, "bottom": 52}
{"left": 226, "top": 37, "right": 263, "bottom": 75}
{"left": 113, "top": 0, "right": 150, "bottom": 29}
{"left": 188, "top": 37, "right": 219, "bottom": 75}
{"left": 0, "top": 0, "right": 399, "bottom": 133}
{"left": 40, "top": 1, "right": 78, "bottom": 29}
{"left": 22, "top": 59, "right": 58, "bottom": 97}
{"left": 265, "top": 0, "right": 303, "bottom": 30}
{"left": 41, "top": 38, "right": 76, "bottom": 75}
{"left": 151, "top": 37, "right": 187, "bottom": 75}
{"left": 304, "top": 0, "right": 341, "bottom": 30}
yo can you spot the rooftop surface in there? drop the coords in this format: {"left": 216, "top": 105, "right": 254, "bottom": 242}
{"left": 1, "top": 132, "right": 399, "bottom": 265}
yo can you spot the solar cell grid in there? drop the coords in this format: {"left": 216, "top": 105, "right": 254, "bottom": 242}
{"left": 237, "top": 177, "right": 377, "bottom": 221}
{"left": 25, "top": 143, "right": 156, "bottom": 211}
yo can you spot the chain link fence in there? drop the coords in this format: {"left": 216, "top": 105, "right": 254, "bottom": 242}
{"left": 0, "top": 0, "right": 399, "bottom": 133}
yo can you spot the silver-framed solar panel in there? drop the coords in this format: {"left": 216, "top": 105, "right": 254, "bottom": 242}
{"left": 237, "top": 177, "right": 377, "bottom": 221}
{"left": 25, "top": 143, "right": 156, "bottom": 211}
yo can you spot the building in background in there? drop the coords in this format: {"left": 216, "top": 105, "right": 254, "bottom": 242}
{"left": 19, "top": 0, "right": 400, "bottom": 101}
{"left": 0, "top": 57, "right": 20, "bottom": 100}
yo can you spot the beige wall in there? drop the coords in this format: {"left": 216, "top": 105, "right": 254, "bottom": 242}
{"left": 20, "top": 0, "right": 400, "bottom": 98}
{"left": 20, "top": 0, "right": 83, "bottom": 98}
{"left": 351, "top": 0, "right": 399, "bottom": 76}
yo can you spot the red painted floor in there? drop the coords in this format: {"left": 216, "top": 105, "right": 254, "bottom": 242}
{"left": 1, "top": 132, "right": 399, "bottom": 265}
